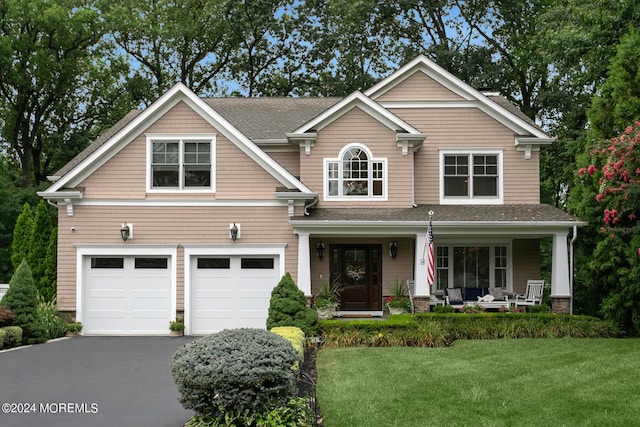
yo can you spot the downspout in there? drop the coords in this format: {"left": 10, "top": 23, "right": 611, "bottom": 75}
{"left": 304, "top": 196, "right": 318, "bottom": 216}
{"left": 569, "top": 225, "right": 578, "bottom": 315}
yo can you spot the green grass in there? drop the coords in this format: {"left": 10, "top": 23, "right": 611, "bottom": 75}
{"left": 316, "top": 338, "right": 640, "bottom": 426}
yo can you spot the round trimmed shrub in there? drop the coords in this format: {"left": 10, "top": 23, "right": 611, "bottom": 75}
{"left": 170, "top": 328, "right": 299, "bottom": 416}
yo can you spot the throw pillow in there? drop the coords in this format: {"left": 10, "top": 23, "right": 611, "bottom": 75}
{"left": 489, "top": 287, "right": 504, "bottom": 301}
{"left": 447, "top": 288, "right": 463, "bottom": 303}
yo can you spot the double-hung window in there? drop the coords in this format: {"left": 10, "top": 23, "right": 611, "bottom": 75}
{"left": 440, "top": 150, "right": 502, "bottom": 204}
{"left": 325, "top": 144, "right": 386, "bottom": 200}
{"left": 148, "top": 135, "right": 215, "bottom": 192}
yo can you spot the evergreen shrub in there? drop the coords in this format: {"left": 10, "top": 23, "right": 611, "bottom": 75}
{"left": 0, "top": 329, "right": 5, "bottom": 347}
{"left": 270, "top": 326, "right": 305, "bottom": 368}
{"left": 170, "top": 328, "right": 299, "bottom": 417}
{"left": 266, "top": 273, "right": 319, "bottom": 336}
{"left": 0, "top": 260, "right": 48, "bottom": 343}
{"left": 1, "top": 326, "right": 23, "bottom": 348}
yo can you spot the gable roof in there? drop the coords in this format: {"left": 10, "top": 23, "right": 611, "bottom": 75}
{"left": 366, "top": 55, "right": 553, "bottom": 141}
{"left": 289, "top": 91, "right": 425, "bottom": 136}
{"left": 43, "top": 83, "right": 316, "bottom": 195}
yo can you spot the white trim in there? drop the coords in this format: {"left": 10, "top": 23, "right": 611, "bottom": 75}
{"left": 323, "top": 143, "right": 388, "bottom": 202}
{"left": 439, "top": 149, "right": 504, "bottom": 205}
{"left": 183, "top": 244, "right": 287, "bottom": 335}
{"left": 41, "top": 83, "right": 315, "bottom": 198}
{"left": 75, "top": 244, "right": 178, "bottom": 335}
{"left": 145, "top": 133, "right": 216, "bottom": 193}
{"left": 290, "top": 91, "right": 424, "bottom": 135}
{"left": 57, "top": 198, "right": 301, "bottom": 208}
{"left": 365, "top": 55, "right": 552, "bottom": 139}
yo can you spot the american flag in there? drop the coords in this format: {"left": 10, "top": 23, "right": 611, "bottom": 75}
{"left": 426, "top": 216, "right": 435, "bottom": 287}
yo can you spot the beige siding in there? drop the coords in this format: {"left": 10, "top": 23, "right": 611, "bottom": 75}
{"left": 375, "top": 71, "right": 466, "bottom": 102}
{"left": 391, "top": 107, "right": 540, "bottom": 205}
{"left": 56, "top": 205, "right": 297, "bottom": 311}
{"left": 300, "top": 107, "right": 415, "bottom": 208}
{"left": 267, "top": 151, "right": 300, "bottom": 177}
{"left": 512, "top": 239, "right": 541, "bottom": 294}
{"left": 78, "top": 101, "right": 282, "bottom": 200}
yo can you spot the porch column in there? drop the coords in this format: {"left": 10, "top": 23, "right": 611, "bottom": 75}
{"left": 414, "top": 232, "right": 430, "bottom": 296}
{"left": 296, "top": 231, "right": 311, "bottom": 296}
{"left": 550, "top": 231, "right": 571, "bottom": 314}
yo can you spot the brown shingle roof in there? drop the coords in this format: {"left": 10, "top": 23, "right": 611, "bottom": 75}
{"left": 296, "top": 204, "right": 584, "bottom": 223}
{"left": 204, "top": 97, "right": 341, "bottom": 141}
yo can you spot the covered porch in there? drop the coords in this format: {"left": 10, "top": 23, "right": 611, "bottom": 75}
{"left": 291, "top": 205, "right": 586, "bottom": 314}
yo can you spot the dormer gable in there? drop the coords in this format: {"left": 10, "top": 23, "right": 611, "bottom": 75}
{"left": 286, "top": 91, "right": 427, "bottom": 156}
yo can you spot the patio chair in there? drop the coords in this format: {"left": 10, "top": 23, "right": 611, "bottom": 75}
{"left": 515, "top": 280, "right": 545, "bottom": 308}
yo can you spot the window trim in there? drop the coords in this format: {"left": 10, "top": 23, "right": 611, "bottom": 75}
{"left": 439, "top": 149, "right": 503, "bottom": 205}
{"left": 434, "top": 241, "right": 513, "bottom": 292}
{"left": 146, "top": 134, "right": 216, "bottom": 193}
{"left": 323, "top": 143, "right": 388, "bottom": 201}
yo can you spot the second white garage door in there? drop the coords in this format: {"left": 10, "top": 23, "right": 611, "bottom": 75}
{"left": 190, "top": 255, "right": 279, "bottom": 334}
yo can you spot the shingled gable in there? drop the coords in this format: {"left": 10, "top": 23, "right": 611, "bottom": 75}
{"left": 40, "top": 83, "right": 315, "bottom": 196}
{"left": 286, "top": 91, "right": 427, "bottom": 154}
{"left": 365, "top": 55, "right": 555, "bottom": 157}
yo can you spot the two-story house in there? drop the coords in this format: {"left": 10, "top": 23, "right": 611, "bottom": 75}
{"left": 39, "top": 55, "right": 584, "bottom": 335}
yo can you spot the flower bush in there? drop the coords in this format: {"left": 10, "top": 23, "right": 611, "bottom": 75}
{"left": 573, "top": 121, "right": 640, "bottom": 334}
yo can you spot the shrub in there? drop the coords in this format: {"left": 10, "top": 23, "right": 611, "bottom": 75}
{"left": 432, "top": 305, "right": 456, "bottom": 313}
{"left": 270, "top": 326, "right": 305, "bottom": 369}
{"left": 0, "top": 305, "right": 15, "bottom": 327}
{"left": 266, "top": 273, "right": 319, "bottom": 336}
{"left": 184, "top": 397, "right": 313, "bottom": 427}
{"left": 33, "top": 295, "right": 66, "bottom": 340}
{"left": 0, "top": 260, "right": 47, "bottom": 343}
{"left": 170, "top": 328, "right": 299, "bottom": 417}
{"left": 64, "top": 322, "right": 83, "bottom": 333}
{"left": 528, "top": 304, "right": 552, "bottom": 313}
{"left": 2, "top": 326, "right": 23, "bottom": 348}
{"left": 0, "top": 328, "right": 5, "bottom": 348}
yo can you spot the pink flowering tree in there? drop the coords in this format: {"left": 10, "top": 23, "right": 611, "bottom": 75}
{"left": 571, "top": 121, "right": 640, "bottom": 334}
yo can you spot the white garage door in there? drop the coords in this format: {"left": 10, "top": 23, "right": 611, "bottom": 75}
{"left": 190, "top": 256, "right": 279, "bottom": 334}
{"left": 83, "top": 256, "right": 172, "bottom": 335}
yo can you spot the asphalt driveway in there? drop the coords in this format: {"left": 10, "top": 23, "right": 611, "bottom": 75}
{"left": 0, "top": 336, "right": 196, "bottom": 427}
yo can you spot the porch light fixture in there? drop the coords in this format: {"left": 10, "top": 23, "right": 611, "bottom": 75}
{"left": 389, "top": 241, "right": 398, "bottom": 259}
{"left": 230, "top": 223, "right": 239, "bottom": 242}
{"left": 317, "top": 242, "right": 325, "bottom": 260}
{"left": 121, "top": 222, "right": 130, "bottom": 242}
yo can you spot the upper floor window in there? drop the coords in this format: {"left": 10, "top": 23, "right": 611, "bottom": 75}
{"left": 147, "top": 135, "right": 215, "bottom": 192}
{"left": 440, "top": 150, "right": 503, "bottom": 204}
{"left": 324, "top": 144, "right": 386, "bottom": 200}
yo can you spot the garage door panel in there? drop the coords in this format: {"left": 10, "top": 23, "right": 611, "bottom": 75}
{"left": 83, "top": 256, "right": 171, "bottom": 335}
{"left": 191, "top": 255, "right": 279, "bottom": 335}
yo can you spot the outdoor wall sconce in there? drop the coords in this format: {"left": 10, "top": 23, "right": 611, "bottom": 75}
{"left": 389, "top": 241, "right": 398, "bottom": 259}
{"left": 229, "top": 223, "right": 240, "bottom": 241}
{"left": 317, "top": 242, "right": 325, "bottom": 260}
{"left": 121, "top": 222, "right": 131, "bottom": 242}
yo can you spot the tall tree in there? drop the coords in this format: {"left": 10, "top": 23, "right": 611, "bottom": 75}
{"left": 27, "top": 200, "right": 54, "bottom": 300}
{"left": 0, "top": 0, "right": 135, "bottom": 187}
{"left": 11, "top": 203, "right": 32, "bottom": 272}
{"left": 588, "top": 28, "right": 640, "bottom": 140}
{"left": 102, "top": 0, "right": 238, "bottom": 101}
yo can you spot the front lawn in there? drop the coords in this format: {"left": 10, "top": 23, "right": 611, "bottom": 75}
{"left": 317, "top": 338, "right": 640, "bottom": 426}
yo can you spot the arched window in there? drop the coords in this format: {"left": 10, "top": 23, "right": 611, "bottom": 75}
{"left": 325, "top": 144, "right": 386, "bottom": 199}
